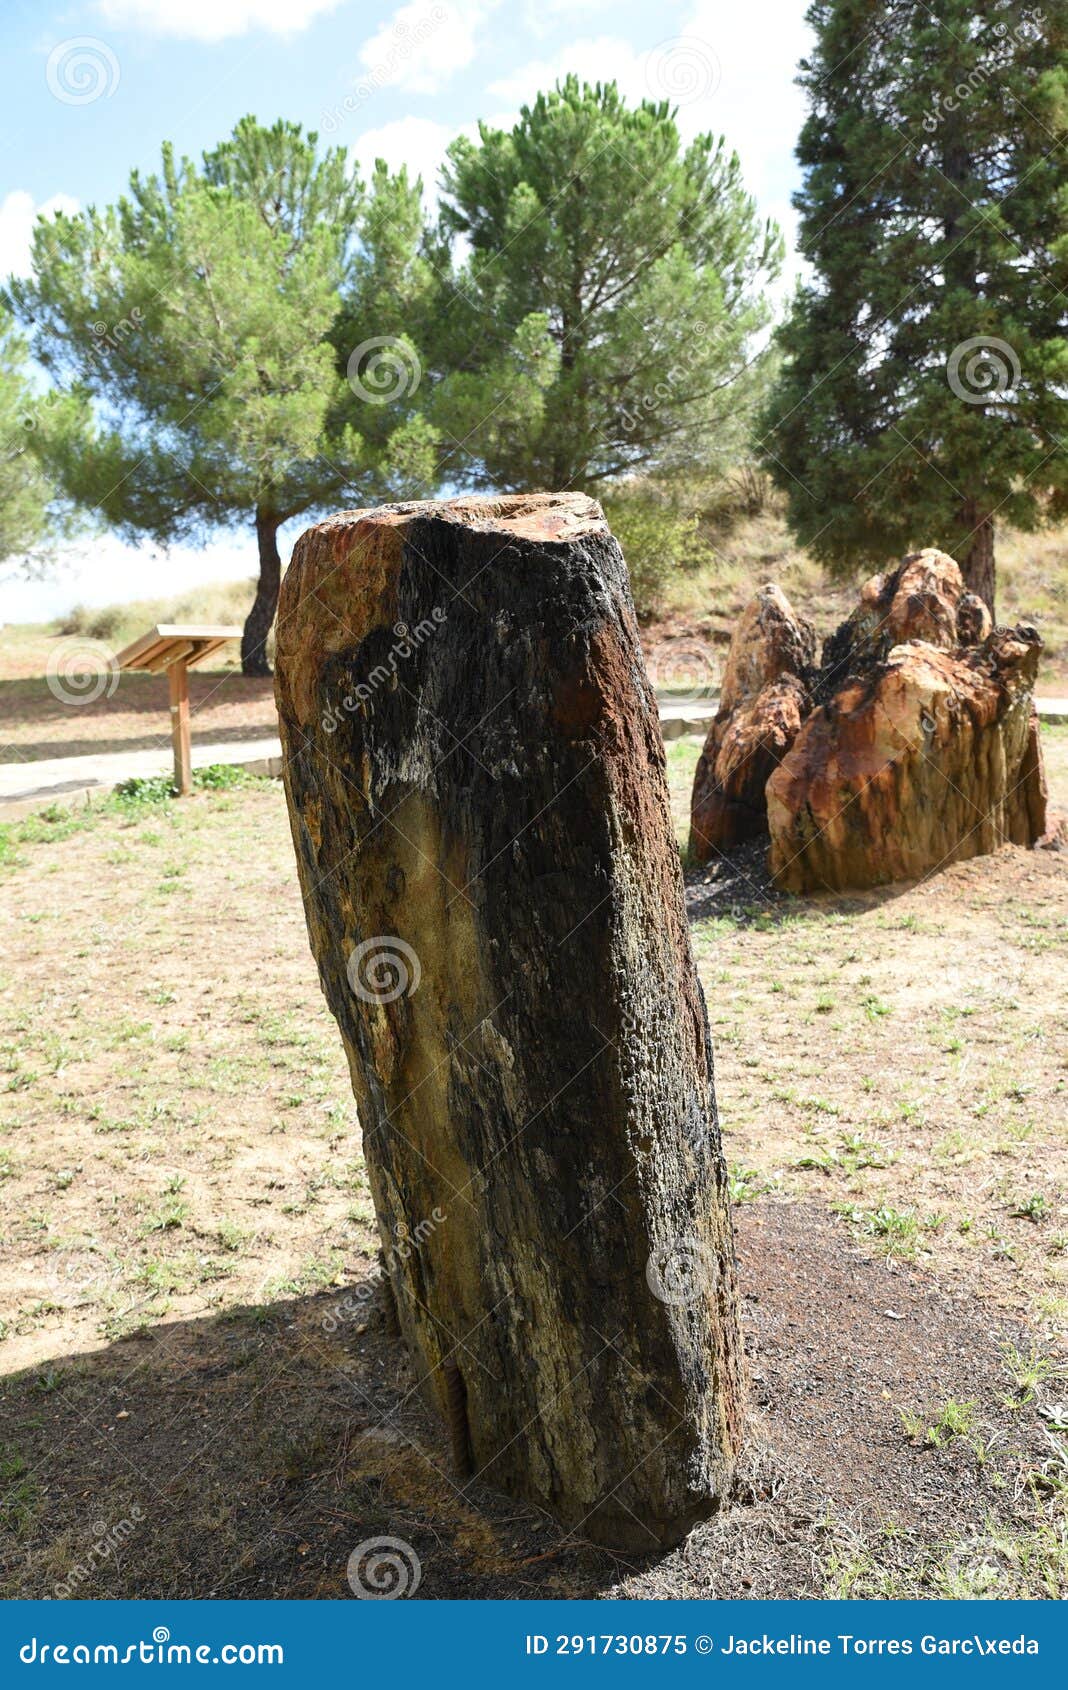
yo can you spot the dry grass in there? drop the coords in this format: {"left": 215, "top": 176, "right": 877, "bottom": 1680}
{"left": 0, "top": 666, "right": 276, "bottom": 765}
{"left": 0, "top": 775, "right": 362, "bottom": 1375}
{"left": 669, "top": 731, "right": 1068, "bottom": 1343}
{"left": 0, "top": 579, "right": 267, "bottom": 764}
{"left": 0, "top": 737, "right": 1065, "bottom": 1597}
{"left": 0, "top": 580, "right": 255, "bottom": 686}
{"left": 54, "top": 579, "right": 257, "bottom": 654}
{"left": 647, "top": 507, "right": 1068, "bottom": 694}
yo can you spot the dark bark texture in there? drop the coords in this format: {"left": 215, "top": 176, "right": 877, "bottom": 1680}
{"left": 274, "top": 493, "right": 741, "bottom": 1549}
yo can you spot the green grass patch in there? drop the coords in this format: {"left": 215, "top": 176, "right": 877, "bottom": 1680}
{"left": 0, "top": 766, "right": 270, "bottom": 872}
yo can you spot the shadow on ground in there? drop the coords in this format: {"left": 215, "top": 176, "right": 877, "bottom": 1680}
{"left": 0, "top": 672, "right": 277, "bottom": 764}
{"left": 1, "top": 1205, "right": 1054, "bottom": 1601}
{"left": 683, "top": 835, "right": 932, "bottom": 925}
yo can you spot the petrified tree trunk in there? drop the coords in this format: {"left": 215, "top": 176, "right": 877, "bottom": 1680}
{"left": 767, "top": 625, "right": 1047, "bottom": 893}
{"left": 817, "top": 547, "right": 964, "bottom": 699}
{"left": 274, "top": 493, "right": 741, "bottom": 1549}
{"left": 689, "top": 584, "right": 816, "bottom": 861}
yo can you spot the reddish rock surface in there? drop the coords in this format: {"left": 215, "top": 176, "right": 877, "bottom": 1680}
{"left": 818, "top": 548, "right": 964, "bottom": 698}
{"left": 956, "top": 591, "right": 993, "bottom": 647}
{"left": 689, "top": 585, "right": 816, "bottom": 860}
{"left": 694, "top": 549, "right": 1051, "bottom": 895}
{"left": 767, "top": 625, "right": 1048, "bottom": 893}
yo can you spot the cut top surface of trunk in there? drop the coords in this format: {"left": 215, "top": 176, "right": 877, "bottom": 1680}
{"left": 275, "top": 494, "right": 610, "bottom": 731}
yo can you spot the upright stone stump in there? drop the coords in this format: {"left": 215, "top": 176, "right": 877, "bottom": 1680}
{"left": 274, "top": 494, "right": 741, "bottom": 1549}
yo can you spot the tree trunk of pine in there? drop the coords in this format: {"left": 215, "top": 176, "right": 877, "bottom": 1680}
{"left": 960, "top": 509, "right": 996, "bottom": 615}
{"left": 241, "top": 510, "right": 281, "bottom": 677}
{"left": 274, "top": 493, "right": 742, "bottom": 1550}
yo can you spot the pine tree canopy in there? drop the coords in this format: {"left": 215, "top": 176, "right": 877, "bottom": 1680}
{"left": 5, "top": 117, "right": 440, "bottom": 672}
{"left": 433, "top": 76, "right": 783, "bottom": 492}
{"left": 0, "top": 310, "right": 87, "bottom": 573}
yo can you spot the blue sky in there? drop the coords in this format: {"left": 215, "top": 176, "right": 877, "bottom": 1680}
{"left": 0, "top": 0, "right": 813, "bottom": 620}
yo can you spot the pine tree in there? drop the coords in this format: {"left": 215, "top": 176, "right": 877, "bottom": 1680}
{"left": 434, "top": 78, "right": 782, "bottom": 492}
{"left": 761, "top": 1, "right": 1068, "bottom": 609}
{"left": 6, "top": 119, "right": 439, "bottom": 673}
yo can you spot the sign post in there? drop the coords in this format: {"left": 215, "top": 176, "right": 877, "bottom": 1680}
{"left": 115, "top": 624, "right": 242, "bottom": 796}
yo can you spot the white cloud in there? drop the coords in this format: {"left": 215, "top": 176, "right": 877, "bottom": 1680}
{"left": 676, "top": 0, "right": 811, "bottom": 293}
{"left": 357, "top": 0, "right": 498, "bottom": 96}
{"left": 0, "top": 191, "right": 80, "bottom": 284}
{"left": 487, "top": 37, "right": 643, "bottom": 114}
{"left": 678, "top": 2, "right": 809, "bottom": 199}
{"left": 521, "top": 0, "right": 615, "bottom": 40}
{"left": 93, "top": 0, "right": 345, "bottom": 43}
{"left": 352, "top": 117, "right": 462, "bottom": 202}
{"left": 488, "top": 7, "right": 809, "bottom": 200}
{"left": 486, "top": 3, "right": 812, "bottom": 293}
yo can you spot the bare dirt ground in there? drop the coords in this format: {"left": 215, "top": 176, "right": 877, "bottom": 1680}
{"left": 1, "top": 732, "right": 1065, "bottom": 1599}
{"left": 0, "top": 661, "right": 274, "bottom": 763}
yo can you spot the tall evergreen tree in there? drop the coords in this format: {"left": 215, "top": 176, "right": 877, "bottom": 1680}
{"left": 6, "top": 119, "right": 438, "bottom": 673}
{"left": 433, "top": 78, "right": 782, "bottom": 492}
{"left": 761, "top": 1, "right": 1068, "bottom": 609}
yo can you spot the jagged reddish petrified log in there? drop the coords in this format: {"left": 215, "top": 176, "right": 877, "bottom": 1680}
{"left": 274, "top": 493, "right": 741, "bottom": 1548}
{"left": 689, "top": 584, "right": 816, "bottom": 861}
{"left": 767, "top": 624, "right": 1048, "bottom": 893}
{"left": 818, "top": 548, "right": 964, "bottom": 699}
